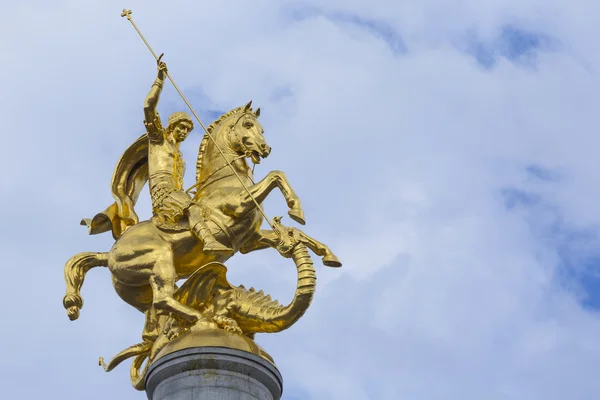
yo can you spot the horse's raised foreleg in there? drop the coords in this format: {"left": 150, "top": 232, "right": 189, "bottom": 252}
{"left": 239, "top": 230, "right": 279, "bottom": 254}
{"left": 241, "top": 170, "right": 305, "bottom": 225}
{"left": 240, "top": 228, "right": 342, "bottom": 268}
{"left": 294, "top": 229, "right": 341, "bottom": 267}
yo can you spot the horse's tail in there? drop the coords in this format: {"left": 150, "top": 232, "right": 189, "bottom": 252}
{"left": 63, "top": 252, "right": 109, "bottom": 321}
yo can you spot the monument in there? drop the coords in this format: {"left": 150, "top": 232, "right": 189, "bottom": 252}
{"left": 62, "top": 9, "right": 341, "bottom": 399}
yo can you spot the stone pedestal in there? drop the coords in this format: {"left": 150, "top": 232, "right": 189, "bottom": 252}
{"left": 145, "top": 347, "right": 283, "bottom": 400}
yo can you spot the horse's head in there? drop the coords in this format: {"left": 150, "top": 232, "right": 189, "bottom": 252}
{"left": 228, "top": 101, "right": 270, "bottom": 165}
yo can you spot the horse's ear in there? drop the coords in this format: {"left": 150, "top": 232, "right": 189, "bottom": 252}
{"left": 244, "top": 101, "right": 253, "bottom": 112}
{"left": 255, "top": 107, "right": 261, "bottom": 117}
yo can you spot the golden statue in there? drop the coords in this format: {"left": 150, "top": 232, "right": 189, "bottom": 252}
{"left": 62, "top": 9, "right": 341, "bottom": 391}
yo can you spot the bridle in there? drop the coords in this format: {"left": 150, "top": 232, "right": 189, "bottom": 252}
{"left": 185, "top": 113, "right": 259, "bottom": 195}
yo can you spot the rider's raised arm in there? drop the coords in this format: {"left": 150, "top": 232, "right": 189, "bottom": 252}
{"left": 143, "top": 62, "right": 167, "bottom": 143}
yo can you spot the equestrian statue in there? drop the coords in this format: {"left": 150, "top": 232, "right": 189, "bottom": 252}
{"left": 62, "top": 55, "right": 341, "bottom": 390}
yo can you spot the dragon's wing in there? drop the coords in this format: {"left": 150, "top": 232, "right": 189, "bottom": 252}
{"left": 174, "top": 262, "right": 231, "bottom": 310}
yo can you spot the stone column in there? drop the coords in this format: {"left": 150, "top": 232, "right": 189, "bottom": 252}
{"left": 145, "top": 347, "right": 283, "bottom": 400}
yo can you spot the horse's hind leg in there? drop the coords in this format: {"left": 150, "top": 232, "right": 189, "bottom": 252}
{"left": 149, "top": 251, "right": 217, "bottom": 328}
{"left": 142, "top": 307, "right": 167, "bottom": 342}
{"left": 111, "top": 274, "right": 170, "bottom": 341}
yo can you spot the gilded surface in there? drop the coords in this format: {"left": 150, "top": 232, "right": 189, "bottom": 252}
{"left": 63, "top": 9, "right": 341, "bottom": 391}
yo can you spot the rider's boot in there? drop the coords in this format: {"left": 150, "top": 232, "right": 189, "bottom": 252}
{"left": 191, "top": 220, "right": 233, "bottom": 256}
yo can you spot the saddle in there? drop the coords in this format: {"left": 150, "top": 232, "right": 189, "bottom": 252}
{"left": 151, "top": 215, "right": 189, "bottom": 233}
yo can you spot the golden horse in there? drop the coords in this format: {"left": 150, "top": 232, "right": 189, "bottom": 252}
{"left": 63, "top": 102, "right": 341, "bottom": 343}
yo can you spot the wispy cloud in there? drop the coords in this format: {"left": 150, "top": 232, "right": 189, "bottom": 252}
{"left": 284, "top": 4, "right": 407, "bottom": 55}
{"left": 464, "top": 25, "right": 560, "bottom": 68}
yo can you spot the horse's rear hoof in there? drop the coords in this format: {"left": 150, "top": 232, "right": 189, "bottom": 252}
{"left": 288, "top": 209, "right": 306, "bottom": 225}
{"left": 323, "top": 254, "right": 342, "bottom": 268}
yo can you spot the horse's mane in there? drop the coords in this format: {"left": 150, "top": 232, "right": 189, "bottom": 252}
{"left": 195, "top": 105, "right": 246, "bottom": 183}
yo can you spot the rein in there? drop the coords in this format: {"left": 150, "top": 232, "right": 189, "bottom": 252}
{"left": 185, "top": 154, "right": 247, "bottom": 195}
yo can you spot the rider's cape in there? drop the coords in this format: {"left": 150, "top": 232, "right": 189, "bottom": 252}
{"left": 81, "top": 134, "right": 149, "bottom": 240}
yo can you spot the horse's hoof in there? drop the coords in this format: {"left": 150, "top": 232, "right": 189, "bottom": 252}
{"left": 323, "top": 254, "right": 342, "bottom": 268}
{"left": 288, "top": 209, "right": 306, "bottom": 225}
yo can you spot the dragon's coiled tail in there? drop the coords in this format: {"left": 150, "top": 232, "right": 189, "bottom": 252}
{"left": 97, "top": 341, "right": 153, "bottom": 391}
{"left": 63, "top": 252, "right": 109, "bottom": 320}
{"left": 237, "top": 243, "right": 317, "bottom": 333}
{"left": 131, "top": 352, "right": 151, "bottom": 391}
{"left": 293, "top": 244, "right": 317, "bottom": 305}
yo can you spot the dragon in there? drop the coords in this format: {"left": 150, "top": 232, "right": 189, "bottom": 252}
{"left": 100, "top": 218, "right": 319, "bottom": 390}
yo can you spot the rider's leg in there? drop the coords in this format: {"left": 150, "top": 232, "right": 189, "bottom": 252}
{"left": 187, "top": 204, "right": 233, "bottom": 255}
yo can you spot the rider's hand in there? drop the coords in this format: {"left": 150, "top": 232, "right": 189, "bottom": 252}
{"left": 157, "top": 59, "right": 167, "bottom": 80}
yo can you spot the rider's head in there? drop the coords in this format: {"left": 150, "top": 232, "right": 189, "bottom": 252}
{"left": 166, "top": 112, "right": 194, "bottom": 143}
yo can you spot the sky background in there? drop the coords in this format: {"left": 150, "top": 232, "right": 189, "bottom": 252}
{"left": 1, "top": 0, "right": 600, "bottom": 399}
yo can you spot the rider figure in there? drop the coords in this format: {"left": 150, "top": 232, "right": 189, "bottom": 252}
{"left": 144, "top": 59, "right": 232, "bottom": 255}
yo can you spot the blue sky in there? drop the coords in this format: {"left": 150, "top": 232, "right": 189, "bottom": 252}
{"left": 2, "top": 0, "right": 600, "bottom": 399}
